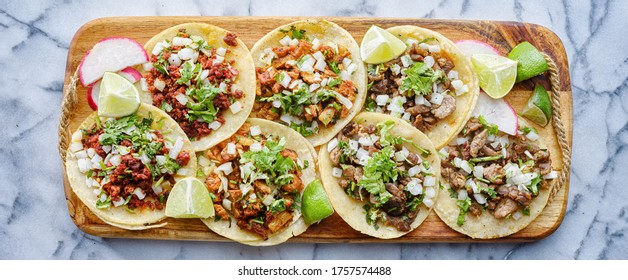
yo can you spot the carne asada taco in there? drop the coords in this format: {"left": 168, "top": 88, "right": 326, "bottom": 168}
{"left": 364, "top": 26, "right": 479, "bottom": 149}
{"left": 65, "top": 104, "right": 197, "bottom": 228}
{"left": 319, "top": 112, "right": 441, "bottom": 239}
{"left": 435, "top": 117, "right": 556, "bottom": 238}
{"left": 199, "top": 118, "right": 317, "bottom": 246}
{"left": 140, "top": 23, "right": 256, "bottom": 151}
{"left": 250, "top": 19, "right": 367, "bottom": 147}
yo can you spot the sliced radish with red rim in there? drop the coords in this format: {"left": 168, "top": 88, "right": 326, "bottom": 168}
{"left": 79, "top": 37, "right": 148, "bottom": 86}
{"left": 471, "top": 91, "right": 518, "bottom": 135}
{"left": 455, "top": 40, "right": 500, "bottom": 57}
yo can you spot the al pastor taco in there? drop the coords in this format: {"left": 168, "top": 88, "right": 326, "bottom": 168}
{"left": 141, "top": 23, "right": 256, "bottom": 151}
{"left": 65, "top": 104, "right": 197, "bottom": 228}
{"left": 364, "top": 26, "right": 479, "bottom": 149}
{"left": 319, "top": 112, "right": 441, "bottom": 239}
{"left": 435, "top": 116, "right": 556, "bottom": 238}
{"left": 250, "top": 19, "right": 367, "bottom": 147}
{"left": 199, "top": 118, "right": 317, "bottom": 246}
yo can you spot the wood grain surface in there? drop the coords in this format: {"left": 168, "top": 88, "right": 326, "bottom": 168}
{"left": 61, "top": 17, "right": 573, "bottom": 242}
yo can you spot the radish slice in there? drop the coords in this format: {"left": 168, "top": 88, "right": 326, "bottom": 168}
{"left": 117, "top": 67, "right": 142, "bottom": 83}
{"left": 455, "top": 40, "right": 500, "bottom": 57}
{"left": 79, "top": 37, "right": 148, "bottom": 86}
{"left": 86, "top": 81, "right": 101, "bottom": 111}
{"left": 471, "top": 91, "right": 518, "bottom": 135}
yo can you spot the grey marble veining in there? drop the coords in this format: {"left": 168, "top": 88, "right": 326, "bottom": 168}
{"left": 0, "top": 0, "right": 626, "bottom": 260}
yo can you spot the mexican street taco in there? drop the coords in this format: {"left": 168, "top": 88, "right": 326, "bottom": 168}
{"left": 364, "top": 26, "right": 479, "bottom": 148}
{"left": 199, "top": 118, "right": 316, "bottom": 246}
{"left": 319, "top": 112, "right": 441, "bottom": 239}
{"left": 65, "top": 104, "right": 197, "bottom": 228}
{"left": 435, "top": 117, "right": 556, "bottom": 238}
{"left": 140, "top": 23, "right": 255, "bottom": 151}
{"left": 250, "top": 19, "right": 367, "bottom": 147}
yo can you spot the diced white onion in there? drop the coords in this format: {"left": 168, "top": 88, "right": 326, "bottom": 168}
{"left": 309, "top": 83, "right": 321, "bottom": 92}
{"left": 327, "top": 138, "right": 338, "bottom": 152}
{"left": 279, "top": 36, "right": 291, "bottom": 46}
{"left": 198, "top": 156, "right": 210, "bottom": 167}
{"left": 69, "top": 142, "right": 83, "bottom": 153}
{"left": 430, "top": 93, "right": 444, "bottom": 105}
{"left": 216, "top": 47, "right": 227, "bottom": 56}
{"left": 401, "top": 55, "right": 413, "bottom": 67}
{"left": 474, "top": 193, "right": 487, "bottom": 204}
{"left": 473, "top": 166, "right": 484, "bottom": 179}
{"left": 543, "top": 171, "right": 557, "bottom": 180}
{"left": 419, "top": 43, "right": 430, "bottom": 50}
{"left": 272, "top": 99, "right": 282, "bottom": 108}
{"left": 526, "top": 131, "right": 539, "bottom": 141}
{"left": 216, "top": 162, "right": 233, "bottom": 175}
{"left": 394, "top": 151, "right": 406, "bottom": 162}
{"left": 314, "top": 59, "right": 327, "bottom": 72}
{"left": 451, "top": 79, "right": 464, "bottom": 90}
{"left": 289, "top": 38, "right": 299, "bottom": 46}
{"left": 112, "top": 197, "right": 125, "bottom": 207}
{"left": 457, "top": 85, "right": 469, "bottom": 96}
{"left": 151, "top": 43, "right": 165, "bottom": 56}
{"left": 342, "top": 57, "right": 352, "bottom": 69}
{"left": 408, "top": 166, "right": 422, "bottom": 177}
{"left": 71, "top": 131, "right": 83, "bottom": 142}
{"left": 280, "top": 114, "right": 293, "bottom": 124}
{"left": 213, "top": 55, "right": 224, "bottom": 64}
{"left": 74, "top": 150, "right": 87, "bottom": 159}
{"left": 175, "top": 93, "right": 188, "bottom": 105}
{"left": 172, "top": 37, "right": 192, "bottom": 46}
{"left": 524, "top": 150, "right": 534, "bottom": 159}
{"left": 247, "top": 125, "right": 261, "bottom": 137}
{"left": 425, "top": 186, "right": 436, "bottom": 199}
{"left": 447, "top": 70, "right": 459, "bottom": 79}
{"left": 390, "top": 64, "right": 401, "bottom": 75}
{"left": 209, "top": 121, "right": 222, "bottom": 130}
{"left": 279, "top": 72, "right": 291, "bottom": 88}
{"left": 349, "top": 140, "right": 359, "bottom": 151}
{"left": 332, "top": 167, "right": 343, "bottom": 178}
{"left": 423, "top": 198, "right": 434, "bottom": 208}
{"left": 311, "top": 38, "right": 320, "bottom": 49}
{"left": 133, "top": 188, "right": 146, "bottom": 200}
{"left": 142, "top": 62, "right": 154, "bottom": 71}
{"left": 424, "top": 56, "right": 435, "bottom": 67}
{"left": 423, "top": 176, "right": 436, "bottom": 187}
{"left": 453, "top": 157, "right": 463, "bottom": 168}
{"left": 460, "top": 160, "right": 472, "bottom": 174}
{"left": 167, "top": 53, "right": 181, "bottom": 67}
{"left": 458, "top": 189, "right": 468, "bottom": 200}
{"left": 334, "top": 92, "right": 353, "bottom": 109}
{"left": 375, "top": 95, "right": 389, "bottom": 106}
{"left": 456, "top": 137, "right": 469, "bottom": 145}
{"left": 154, "top": 79, "right": 166, "bottom": 92}
{"left": 109, "top": 154, "right": 121, "bottom": 166}
{"left": 250, "top": 142, "right": 262, "bottom": 152}
{"left": 229, "top": 101, "right": 243, "bottom": 114}
{"left": 77, "top": 158, "right": 90, "bottom": 173}
{"left": 406, "top": 179, "right": 423, "bottom": 195}
{"left": 358, "top": 135, "right": 379, "bottom": 147}
{"left": 227, "top": 142, "right": 236, "bottom": 155}
{"left": 169, "top": 138, "right": 184, "bottom": 159}
{"left": 428, "top": 44, "right": 441, "bottom": 53}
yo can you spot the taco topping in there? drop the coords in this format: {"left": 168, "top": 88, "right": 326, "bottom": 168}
{"left": 142, "top": 29, "right": 245, "bottom": 140}
{"left": 366, "top": 39, "right": 468, "bottom": 132}
{"left": 200, "top": 122, "right": 309, "bottom": 239}
{"left": 327, "top": 120, "right": 436, "bottom": 231}
{"left": 440, "top": 117, "right": 555, "bottom": 225}
{"left": 68, "top": 113, "right": 191, "bottom": 211}
{"left": 254, "top": 26, "right": 359, "bottom": 137}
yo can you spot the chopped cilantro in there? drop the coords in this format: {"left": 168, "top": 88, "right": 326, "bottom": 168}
{"left": 400, "top": 62, "right": 443, "bottom": 96}
{"left": 269, "top": 199, "right": 286, "bottom": 213}
{"left": 327, "top": 61, "right": 340, "bottom": 74}
{"left": 364, "top": 96, "right": 377, "bottom": 112}
{"left": 456, "top": 197, "right": 472, "bottom": 226}
{"left": 527, "top": 175, "right": 542, "bottom": 196}
{"left": 478, "top": 115, "right": 499, "bottom": 136}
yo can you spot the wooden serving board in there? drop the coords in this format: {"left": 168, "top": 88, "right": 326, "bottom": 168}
{"left": 62, "top": 17, "right": 572, "bottom": 242}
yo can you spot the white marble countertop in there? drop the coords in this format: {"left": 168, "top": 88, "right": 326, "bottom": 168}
{"left": 1, "top": 0, "right": 626, "bottom": 260}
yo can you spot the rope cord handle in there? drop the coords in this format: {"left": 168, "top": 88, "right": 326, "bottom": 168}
{"left": 58, "top": 69, "right": 79, "bottom": 164}
{"left": 542, "top": 53, "right": 572, "bottom": 203}
{"left": 56, "top": 55, "right": 572, "bottom": 203}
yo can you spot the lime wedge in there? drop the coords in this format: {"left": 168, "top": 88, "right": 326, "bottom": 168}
{"left": 507, "top": 41, "right": 548, "bottom": 82}
{"left": 165, "top": 177, "right": 214, "bottom": 219}
{"left": 301, "top": 179, "right": 334, "bottom": 224}
{"left": 471, "top": 54, "right": 517, "bottom": 99}
{"left": 98, "top": 71, "right": 140, "bottom": 117}
{"left": 360, "top": 25, "right": 406, "bottom": 64}
{"left": 522, "top": 84, "right": 552, "bottom": 127}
